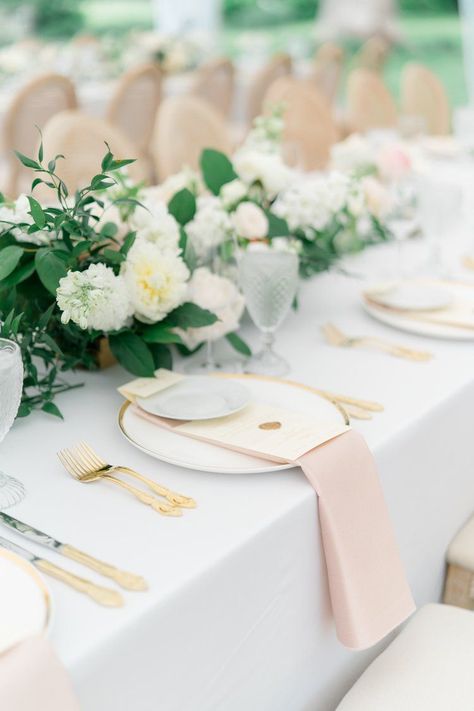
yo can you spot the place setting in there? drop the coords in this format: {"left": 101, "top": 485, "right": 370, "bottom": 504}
{"left": 4, "top": 1, "right": 474, "bottom": 709}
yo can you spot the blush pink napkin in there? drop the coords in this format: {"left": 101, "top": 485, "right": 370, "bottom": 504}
{"left": 0, "top": 637, "right": 80, "bottom": 711}
{"left": 297, "top": 430, "right": 415, "bottom": 649}
{"left": 134, "top": 406, "right": 415, "bottom": 649}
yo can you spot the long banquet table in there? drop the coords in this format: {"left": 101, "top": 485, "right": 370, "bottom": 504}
{"left": 2, "top": 239, "right": 474, "bottom": 711}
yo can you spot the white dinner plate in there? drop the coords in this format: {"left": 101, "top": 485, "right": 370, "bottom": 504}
{"left": 119, "top": 374, "right": 346, "bottom": 474}
{"left": 136, "top": 376, "right": 250, "bottom": 421}
{"left": 0, "top": 548, "right": 52, "bottom": 654}
{"left": 366, "top": 282, "right": 453, "bottom": 312}
{"left": 363, "top": 300, "right": 474, "bottom": 341}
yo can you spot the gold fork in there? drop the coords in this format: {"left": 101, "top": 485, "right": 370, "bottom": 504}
{"left": 58, "top": 445, "right": 182, "bottom": 517}
{"left": 74, "top": 442, "right": 195, "bottom": 509}
{"left": 322, "top": 322, "right": 432, "bottom": 361}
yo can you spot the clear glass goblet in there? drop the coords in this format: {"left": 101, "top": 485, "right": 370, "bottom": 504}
{"left": 416, "top": 177, "right": 463, "bottom": 275}
{"left": 0, "top": 338, "right": 26, "bottom": 509}
{"left": 239, "top": 248, "right": 298, "bottom": 377}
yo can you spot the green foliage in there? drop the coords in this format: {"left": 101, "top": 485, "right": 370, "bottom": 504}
{"left": 168, "top": 189, "right": 197, "bottom": 226}
{"left": 0, "top": 141, "right": 220, "bottom": 419}
{"left": 222, "top": 0, "right": 457, "bottom": 27}
{"left": 226, "top": 331, "right": 252, "bottom": 356}
{"left": 200, "top": 149, "right": 238, "bottom": 196}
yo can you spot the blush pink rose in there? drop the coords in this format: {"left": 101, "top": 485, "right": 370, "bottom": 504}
{"left": 376, "top": 144, "right": 412, "bottom": 181}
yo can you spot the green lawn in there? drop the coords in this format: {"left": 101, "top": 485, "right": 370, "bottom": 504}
{"left": 81, "top": 3, "right": 467, "bottom": 105}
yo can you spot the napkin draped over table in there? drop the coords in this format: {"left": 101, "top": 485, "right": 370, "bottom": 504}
{"left": 135, "top": 406, "right": 415, "bottom": 650}
{"left": 0, "top": 637, "right": 80, "bottom": 711}
{"left": 297, "top": 430, "right": 415, "bottom": 649}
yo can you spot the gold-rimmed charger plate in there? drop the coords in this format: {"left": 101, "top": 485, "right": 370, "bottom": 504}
{"left": 118, "top": 374, "right": 348, "bottom": 475}
{"left": 0, "top": 547, "right": 52, "bottom": 654}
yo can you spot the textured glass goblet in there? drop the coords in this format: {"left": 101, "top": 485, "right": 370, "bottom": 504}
{"left": 239, "top": 249, "right": 298, "bottom": 376}
{"left": 0, "top": 338, "right": 26, "bottom": 509}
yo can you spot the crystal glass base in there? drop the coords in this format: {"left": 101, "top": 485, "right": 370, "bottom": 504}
{"left": 0, "top": 472, "right": 26, "bottom": 510}
{"left": 244, "top": 348, "right": 289, "bottom": 377}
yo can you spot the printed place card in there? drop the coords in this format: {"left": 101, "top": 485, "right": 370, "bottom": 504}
{"left": 148, "top": 402, "right": 349, "bottom": 463}
{"left": 119, "top": 369, "right": 183, "bottom": 401}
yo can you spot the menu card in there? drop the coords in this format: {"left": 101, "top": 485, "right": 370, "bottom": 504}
{"left": 134, "top": 402, "right": 350, "bottom": 463}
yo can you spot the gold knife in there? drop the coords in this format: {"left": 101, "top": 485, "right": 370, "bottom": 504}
{"left": 0, "top": 535, "right": 123, "bottom": 607}
{"left": 0, "top": 511, "right": 147, "bottom": 591}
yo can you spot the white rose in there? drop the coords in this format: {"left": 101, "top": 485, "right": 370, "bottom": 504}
{"left": 177, "top": 267, "right": 245, "bottom": 349}
{"left": 232, "top": 201, "right": 268, "bottom": 239}
{"left": 121, "top": 238, "right": 189, "bottom": 323}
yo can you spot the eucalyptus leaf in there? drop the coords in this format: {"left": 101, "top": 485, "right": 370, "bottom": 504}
{"left": 142, "top": 325, "right": 184, "bottom": 345}
{"left": 226, "top": 332, "right": 252, "bottom": 356}
{"left": 200, "top": 149, "right": 237, "bottom": 195}
{"left": 27, "top": 196, "right": 46, "bottom": 229}
{"left": 35, "top": 249, "right": 68, "bottom": 295}
{"left": 109, "top": 332, "right": 155, "bottom": 377}
{"left": 168, "top": 189, "right": 196, "bottom": 226}
{"left": 167, "top": 302, "right": 218, "bottom": 329}
{"left": 0, "top": 246, "right": 23, "bottom": 281}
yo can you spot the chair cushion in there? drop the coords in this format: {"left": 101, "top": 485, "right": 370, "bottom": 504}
{"left": 336, "top": 604, "right": 474, "bottom": 710}
{"left": 448, "top": 515, "right": 474, "bottom": 571}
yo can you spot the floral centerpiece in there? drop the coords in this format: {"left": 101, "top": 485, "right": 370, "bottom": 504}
{"left": 0, "top": 108, "right": 392, "bottom": 420}
{"left": 0, "top": 145, "right": 223, "bottom": 418}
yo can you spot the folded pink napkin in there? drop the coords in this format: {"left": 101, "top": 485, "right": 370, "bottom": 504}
{"left": 0, "top": 637, "right": 80, "bottom": 711}
{"left": 297, "top": 430, "right": 415, "bottom": 649}
{"left": 134, "top": 406, "right": 415, "bottom": 649}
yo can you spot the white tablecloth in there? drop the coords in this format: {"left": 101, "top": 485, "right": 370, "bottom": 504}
{"left": 2, "top": 240, "right": 474, "bottom": 711}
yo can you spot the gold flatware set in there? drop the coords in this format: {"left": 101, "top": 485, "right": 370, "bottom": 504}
{"left": 0, "top": 511, "right": 148, "bottom": 608}
{"left": 322, "top": 322, "right": 432, "bottom": 362}
{"left": 58, "top": 441, "right": 196, "bottom": 517}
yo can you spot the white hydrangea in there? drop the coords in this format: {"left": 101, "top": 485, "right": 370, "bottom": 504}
{"left": 273, "top": 172, "right": 354, "bottom": 237}
{"left": 56, "top": 263, "right": 132, "bottom": 332}
{"left": 186, "top": 195, "right": 234, "bottom": 260}
{"left": 219, "top": 179, "right": 248, "bottom": 208}
{"left": 243, "top": 106, "right": 285, "bottom": 155}
{"left": 121, "top": 238, "right": 189, "bottom": 323}
{"left": 0, "top": 195, "right": 51, "bottom": 245}
{"left": 152, "top": 167, "right": 203, "bottom": 203}
{"left": 232, "top": 149, "right": 292, "bottom": 200}
{"left": 177, "top": 267, "right": 245, "bottom": 350}
{"left": 330, "top": 134, "right": 375, "bottom": 173}
{"left": 128, "top": 191, "right": 180, "bottom": 252}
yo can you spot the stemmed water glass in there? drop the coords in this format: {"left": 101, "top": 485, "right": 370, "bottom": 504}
{"left": 239, "top": 248, "right": 299, "bottom": 377}
{"left": 416, "top": 176, "right": 463, "bottom": 275}
{"left": 386, "top": 177, "right": 417, "bottom": 278}
{"left": 0, "top": 338, "right": 26, "bottom": 509}
{"left": 185, "top": 240, "right": 242, "bottom": 373}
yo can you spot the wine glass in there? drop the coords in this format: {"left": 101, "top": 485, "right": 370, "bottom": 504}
{"left": 0, "top": 338, "right": 26, "bottom": 509}
{"left": 239, "top": 248, "right": 298, "bottom": 377}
